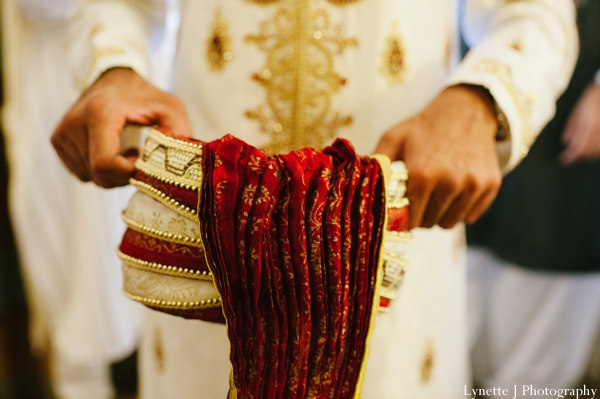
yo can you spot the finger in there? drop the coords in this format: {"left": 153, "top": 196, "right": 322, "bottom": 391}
{"left": 405, "top": 173, "right": 433, "bottom": 229}
{"left": 420, "top": 180, "right": 461, "bottom": 228}
{"left": 373, "top": 130, "right": 404, "bottom": 161}
{"left": 559, "top": 126, "right": 588, "bottom": 166}
{"left": 51, "top": 119, "right": 93, "bottom": 181}
{"left": 438, "top": 187, "right": 478, "bottom": 229}
{"left": 86, "top": 102, "right": 135, "bottom": 188}
{"left": 561, "top": 111, "right": 580, "bottom": 146}
{"left": 53, "top": 140, "right": 92, "bottom": 182}
{"left": 465, "top": 186, "right": 500, "bottom": 225}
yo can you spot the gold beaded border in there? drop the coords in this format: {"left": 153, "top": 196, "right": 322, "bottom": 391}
{"left": 123, "top": 291, "right": 222, "bottom": 310}
{"left": 146, "top": 127, "right": 203, "bottom": 154}
{"left": 121, "top": 212, "right": 203, "bottom": 248}
{"left": 135, "top": 128, "right": 203, "bottom": 191}
{"left": 118, "top": 250, "right": 213, "bottom": 281}
{"left": 129, "top": 178, "right": 197, "bottom": 220}
{"left": 384, "top": 230, "right": 411, "bottom": 243}
{"left": 134, "top": 159, "right": 202, "bottom": 192}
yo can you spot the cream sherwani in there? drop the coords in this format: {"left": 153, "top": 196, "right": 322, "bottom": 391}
{"left": 68, "top": 0, "right": 577, "bottom": 397}
{"left": 1, "top": 1, "right": 140, "bottom": 397}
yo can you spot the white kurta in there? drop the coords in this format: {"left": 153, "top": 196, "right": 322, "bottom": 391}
{"left": 67, "top": 0, "right": 577, "bottom": 397}
{"left": 1, "top": 1, "right": 140, "bottom": 397}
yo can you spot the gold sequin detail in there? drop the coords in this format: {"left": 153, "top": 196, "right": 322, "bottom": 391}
{"left": 421, "top": 340, "right": 435, "bottom": 383}
{"left": 381, "top": 21, "right": 407, "bottom": 86}
{"left": 245, "top": 0, "right": 358, "bottom": 153}
{"left": 474, "top": 59, "right": 536, "bottom": 155}
{"left": 206, "top": 8, "right": 233, "bottom": 71}
{"left": 135, "top": 128, "right": 203, "bottom": 191}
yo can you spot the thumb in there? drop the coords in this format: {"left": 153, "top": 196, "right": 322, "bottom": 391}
{"left": 374, "top": 128, "right": 406, "bottom": 161}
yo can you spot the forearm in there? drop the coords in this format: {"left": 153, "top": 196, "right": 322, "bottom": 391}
{"left": 448, "top": 0, "right": 578, "bottom": 173}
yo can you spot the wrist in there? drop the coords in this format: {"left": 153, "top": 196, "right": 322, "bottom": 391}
{"left": 442, "top": 84, "right": 498, "bottom": 137}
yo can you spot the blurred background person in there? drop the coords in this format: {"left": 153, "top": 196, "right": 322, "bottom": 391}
{"left": 1, "top": 0, "right": 141, "bottom": 397}
{"left": 467, "top": 0, "right": 600, "bottom": 396}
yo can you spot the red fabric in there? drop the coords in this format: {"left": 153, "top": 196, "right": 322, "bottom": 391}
{"left": 132, "top": 170, "right": 199, "bottom": 210}
{"left": 120, "top": 229, "right": 209, "bottom": 273}
{"left": 199, "top": 136, "right": 386, "bottom": 399}
{"left": 387, "top": 206, "right": 409, "bottom": 232}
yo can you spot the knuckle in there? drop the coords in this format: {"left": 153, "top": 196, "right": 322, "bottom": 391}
{"left": 85, "top": 94, "right": 110, "bottom": 117}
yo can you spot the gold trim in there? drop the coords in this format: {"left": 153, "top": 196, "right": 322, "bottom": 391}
{"left": 474, "top": 59, "right": 536, "bottom": 152}
{"left": 121, "top": 212, "right": 203, "bottom": 247}
{"left": 123, "top": 291, "right": 222, "bottom": 310}
{"left": 129, "top": 178, "right": 197, "bottom": 220}
{"left": 118, "top": 250, "right": 213, "bottom": 281}
{"left": 135, "top": 161, "right": 201, "bottom": 191}
{"left": 384, "top": 230, "right": 411, "bottom": 243}
{"left": 354, "top": 155, "right": 388, "bottom": 398}
{"left": 146, "top": 127, "right": 203, "bottom": 153}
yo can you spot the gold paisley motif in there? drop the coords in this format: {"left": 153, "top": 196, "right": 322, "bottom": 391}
{"left": 206, "top": 8, "right": 233, "bottom": 72}
{"left": 421, "top": 340, "right": 435, "bottom": 383}
{"left": 245, "top": 0, "right": 358, "bottom": 153}
{"left": 381, "top": 21, "right": 407, "bottom": 86}
{"left": 154, "top": 327, "right": 165, "bottom": 373}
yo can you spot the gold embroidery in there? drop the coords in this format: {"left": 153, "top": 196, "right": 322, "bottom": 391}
{"left": 136, "top": 129, "right": 203, "bottom": 191}
{"left": 245, "top": 1, "right": 357, "bottom": 153}
{"left": 122, "top": 264, "right": 221, "bottom": 309}
{"left": 474, "top": 59, "right": 536, "bottom": 155}
{"left": 381, "top": 21, "right": 407, "bottom": 86}
{"left": 93, "top": 46, "right": 126, "bottom": 59}
{"left": 421, "top": 340, "right": 435, "bottom": 383}
{"left": 206, "top": 8, "right": 233, "bottom": 71}
{"left": 122, "top": 212, "right": 203, "bottom": 247}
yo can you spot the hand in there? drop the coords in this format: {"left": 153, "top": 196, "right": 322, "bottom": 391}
{"left": 51, "top": 67, "right": 193, "bottom": 188}
{"left": 375, "top": 84, "right": 502, "bottom": 229}
{"left": 559, "top": 83, "right": 600, "bottom": 165}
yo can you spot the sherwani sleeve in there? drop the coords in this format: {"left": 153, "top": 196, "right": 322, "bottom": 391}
{"left": 447, "top": 0, "right": 578, "bottom": 173}
{"left": 69, "top": 0, "right": 167, "bottom": 90}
